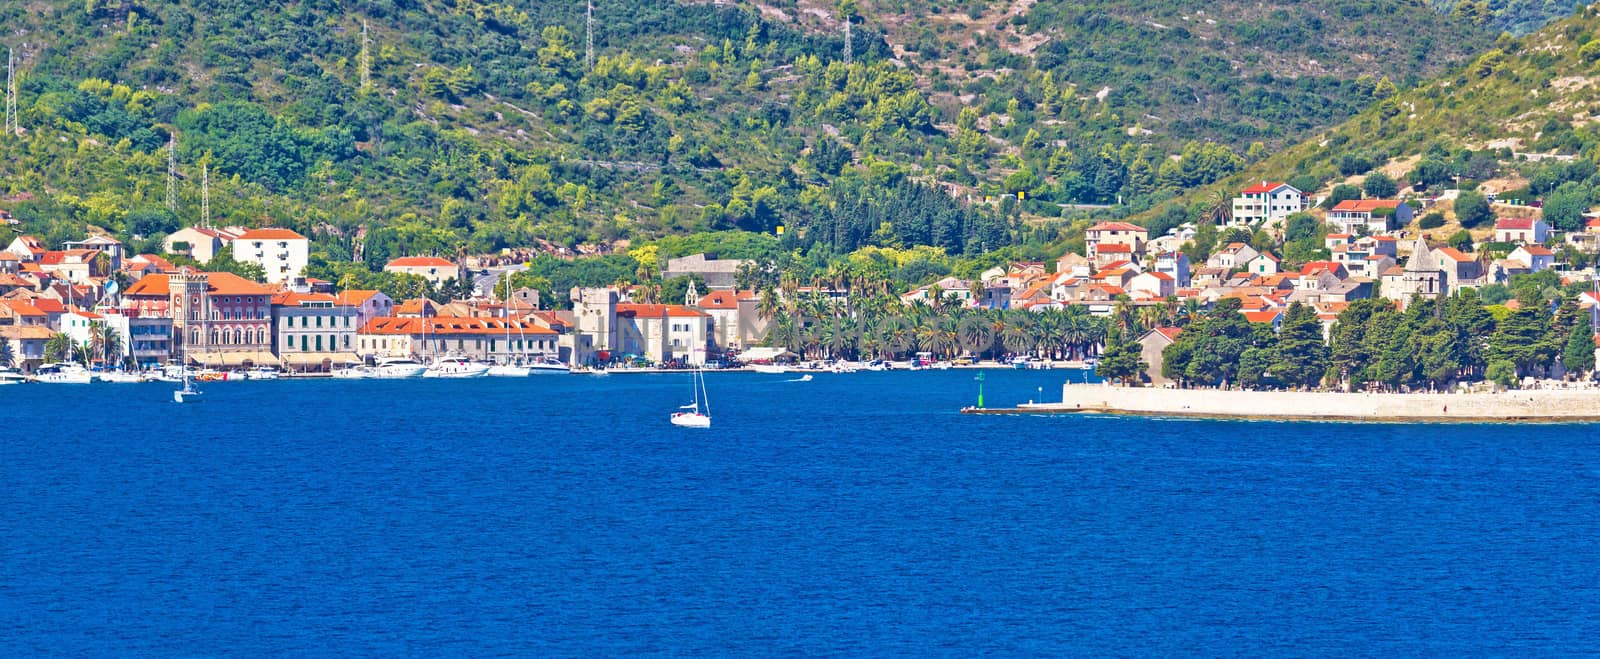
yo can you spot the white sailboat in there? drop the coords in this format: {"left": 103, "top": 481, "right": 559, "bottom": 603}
{"left": 670, "top": 351, "right": 711, "bottom": 428}
{"left": 487, "top": 284, "right": 532, "bottom": 377}
{"left": 174, "top": 285, "right": 201, "bottom": 403}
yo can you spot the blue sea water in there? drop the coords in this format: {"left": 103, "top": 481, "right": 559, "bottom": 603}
{"left": 2, "top": 369, "right": 1598, "bottom": 655}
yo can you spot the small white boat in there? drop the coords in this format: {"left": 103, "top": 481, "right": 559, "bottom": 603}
{"left": 98, "top": 370, "right": 147, "bottom": 383}
{"left": 749, "top": 363, "right": 787, "bottom": 374}
{"left": 423, "top": 357, "right": 489, "bottom": 378}
{"left": 30, "top": 363, "right": 95, "bottom": 384}
{"left": 370, "top": 357, "right": 427, "bottom": 379}
{"left": 244, "top": 366, "right": 282, "bottom": 380}
{"left": 173, "top": 382, "right": 201, "bottom": 403}
{"left": 526, "top": 356, "right": 571, "bottom": 375}
{"left": 671, "top": 357, "right": 712, "bottom": 428}
{"left": 796, "top": 374, "right": 813, "bottom": 382}
{"left": 331, "top": 364, "right": 371, "bottom": 379}
{"left": 486, "top": 362, "right": 532, "bottom": 377}
{"left": 0, "top": 367, "right": 28, "bottom": 385}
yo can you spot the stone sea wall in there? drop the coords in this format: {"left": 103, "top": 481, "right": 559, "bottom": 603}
{"left": 1031, "top": 384, "right": 1600, "bottom": 422}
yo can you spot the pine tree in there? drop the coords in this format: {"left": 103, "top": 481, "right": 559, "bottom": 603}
{"left": 1563, "top": 310, "right": 1595, "bottom": 376}
{"left": 1272, "top": 302, "right": 1328, "bottom": 389}
{"left": 1095, "top": 326, "right": 1146, "bottom": 386}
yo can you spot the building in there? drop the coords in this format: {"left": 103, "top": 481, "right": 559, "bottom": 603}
{"left": 384, "top": 256, "right": 461, "bottom": 288}
{"left": 1127, "top": 271, "right": 1176, "bottom": 299}
{"left": 615, "top": 303, "right": 712, "bottom": 365}
{"left": 64, "top": 235, "right": 124, "bottom": 272}
{"left": 0, "top": 324, "right": 52, "bottom": 372}
{"left": 1245, "top": 253, "right": 1281, "bottom": 276}
{"left": 357, "top": 317, "right": 559, "bottom": 363}
{"left": 570, "top": 288, "right": 618, "bottom": 365}
{"left": 4, "top": 235, "right": 45, "bottom": 262}
{"left": 1493, "top": 217, "right": 1550, "bottom": 245}
{"left": 1432, "top": 247, "right": 1486, "bottom": 292}
{"left": 164, "top": 226, "right": 246, "bottom": 263}
{"left": 1508, "top": 245, "right": 1555, "bottom": 273}
{"left": 272, "top": 292, "right": 361, "bottom": 370}
{"left": 123, "top": 271, "right": 276, "bottom": 367}
{"left": 1231, "top": 182, "right": 1306, "bottom": 226}
{"left": 1566, "top": 218, "right": 1600, "bottom": 253}
{"left": 1207, "top": 242, "right": 1260, "bottom": 271}
{"left": 695, "top": 288, "right": 766, "bottom": 352}
{"left": 662, "top": 253, "right": 752, "bottom": 290}
{"left": 1085, "top": 222, "right": 1148, "bottom": 263}
{"left": 900, "top": 277, "right": 974, "bottom": 306}
{"left": 1151, "top": 251, "right": 1191, "bottom": 287}
{"left": 334, "top": 289, "right": 396, "bottom": 329}
{"left": 1387, "top": 237, "right": 1444, "bottom": 301}
{"left": 1327, "top": 200, "right": 1413, "bottom": 235}
{"left": 1139, "top": 327, "right": 1182, "bottom": 386}
{"left": 232, "top": 228, "right": 309, "bottom": 283}
{"left": 98, "top": 308, "right": 173, "bottom": 368}
{"left": 37, "top": 250, "right": 109, "bottom": 283}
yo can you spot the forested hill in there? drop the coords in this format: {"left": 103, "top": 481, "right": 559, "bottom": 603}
{"left": 1431, "top": 0, "right": 1589, "bottom": 35}
{"left": 0, "top": 0, "right": 1517, "bottom": 276}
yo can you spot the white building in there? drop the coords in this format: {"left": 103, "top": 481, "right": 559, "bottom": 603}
{"left": 1231, "top": 182, "right": 1306, "bottom": 226}
{"left": 384, "top": 256, "right": 461, "bottom": 288}
{"left": 232, "top": 228, "right": 309, "bottom": 283}
{"left": 615, "top": 303, "right": 711, "bottom": 365}
{"left": 272, "top": 291, "right": 361, "bottom": 369}
{"left": 164, "top": 226, "right": 247, "bottom": 263}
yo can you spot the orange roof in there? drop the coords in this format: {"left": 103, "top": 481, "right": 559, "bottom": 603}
{"left": 0, "top": 299, "right": 45, "bottom": 316}
{"left": 1143, "top": 271, "right": 1175, "bottom": 281}
{"left": 1096, "top": 243, "right": 1133, "bottom": 253}
{"left": 394, "top": 298, "right": 438, "bottom": 315}
{"left": 359, "top": 317, "right": 556, "bottom": 336}
{"left": 1517, "top": 245, "right": 1554, "bottom": 256}
{"left": 1330, "top": 199, "right": 1402, "bottom": 212}
{"left": 236, "top": 228, "right": 306, "bottom": 240}
{"left": 1242, "top": 310, "right": 1282, "bottom": 324}
{"left": 30, "top": 298, "right": 64, "bottom": 313}
{"left": 617, "top": 303, "right": 706, "bottom": 318}
{"left": 271, "top": 292, "right": 338, "bottom": 306}
{"left": 1494, "top": 218, "right": 1538, "bottom": 230}
{"left": 1088, "top": 221, "right": 1145, "bottom": 232}
{"left": 696, "top": 290, "right": 746, "bottom": 310}
{"left": 1300, "top": 261, "right": 1342, "bottom": 276}
{"left": 1241, "top": 181, "right": 1289, "bottom": 194}
{"left": 1152, "top": 326, "right": 1182, "bottom": 341}
{"left": 1434, "top": 247, "right": 1474, "bottom": 262}
{"left": 123, "top": 271, "right": 274, "bottom": 297}
{"left": 37, "top": 250, "right": 97, "bottom": 265}
{"left": 336, "top": 289, "right": 382, "bottom": 306}
{"left": 386, "top": 256, "right": 456, "bottom": 268}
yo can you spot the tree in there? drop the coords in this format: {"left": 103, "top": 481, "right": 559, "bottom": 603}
{"left": 1095, "top": 326, "right": 1145, "bottom": 386}
{"left": 1363, "top": 172, "right": 1398, "bottom": 198}
{"left": 1447, "top": 230, "right": 1474, "bottom": 252}
{"left": 1272, "top": 303, "right": 1328, "bottom": 389}
{"left": 1325, "top": 184, "right": 1362, "bottom": 208}
{"left": 0, "top": 337, "right": 12, "bottom": 368}
{"left": 45, "top": 333, "right": 74, "bottom": 363}
{"left": 1563, "top": 310, "right": 1595, "bottom": 376}
{"left": 1454, "top": 191, "right": 1493, "bottom": 228}
{"left": 1542, "top": 181, "right": 1590, "bottom": 232}
{"left": 1487, "top": 292, "right": 1555, "bottom": 376}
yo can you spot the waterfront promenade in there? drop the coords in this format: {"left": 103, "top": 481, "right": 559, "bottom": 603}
{"left": 969, "top": 383, "right": 1600, "bottom": 423}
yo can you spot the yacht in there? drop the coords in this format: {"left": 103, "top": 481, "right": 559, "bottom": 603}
{"left": 0, "top": 367, "right": 28, "bottom": 385}
{"left": 422, "top": 357, "right": 488, "bottom": 378}
{"left": 98, "top": 370, "right": 147, "bottom": 383}
{"left": 526, "top": 355, "right": 571, "bottom": 375}
{"left": 749, "top": 363, "right": 787, "bottom": 374}
{"left": 244, "top": 366, "right": 282, "bottom": 380}
{"left": 31, "top": 363, "right": 95, "bottom": 384}
{"left": 370, "top": 357, "right": 427, "bottom": 379}
{"left": 331, "top": 363, "right": 372, "bottom": 379}
{"left": 486, "top": 361, "right": 532, "bottom": 377}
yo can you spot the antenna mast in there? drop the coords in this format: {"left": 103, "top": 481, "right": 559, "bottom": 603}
{"left": 585, "top": 0, "right": 595, "bottom": 71}
{"left": 201, "top": 162, "right": 210, "bottom": 228}
{"left": 165, "top": 136, "right": 177, "bottom": 211}
{"left": 359, "top": 20, "right": 372, "bottom": 91}
{"left": 5, "top": 47, "right": 16, "bottom": 136}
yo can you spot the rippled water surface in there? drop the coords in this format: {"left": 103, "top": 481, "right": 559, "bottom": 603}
{"left": 3, "top": 370, "right": 1598, "bottom": 654}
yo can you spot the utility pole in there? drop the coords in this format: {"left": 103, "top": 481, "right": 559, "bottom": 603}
{"left": 201, "top": 162, "right": 210, "bottom": 228}
{"left": 165, "top": 136, "right": 177, "bottom": 212}
{"left": 585, "top": 0, "right": 595, "bottom": 71}
{"left": 844, "top": 17, "right": 852, "bottom": 65}
{"left": 359, "top": 20, "right": 372, "bottom": 91}
{"left": 5, "top": 47, "right": 16, "bottom": 136}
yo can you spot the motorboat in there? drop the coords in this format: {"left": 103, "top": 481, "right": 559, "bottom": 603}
{"left": 526, "top": 356, "right": 571, "bottom": 375}
{"left": 331, "top": 363, "right": 371, "bottom": 379}
{"left": 244, "top": 366, "right": 282, "bottom": 380}
{"left": 423, "top": 357, "right": 489, "bottom": 378}
{"left": 30, "top": 362, "right": 95, "bottom": 384}
{"left": 370, "top": 357, "right": 427, "bottom": 379}
{"left": 749, "top": 363, "right": 787, "bottom": 374}
{"left": 98, "top": 370, "right": 147, "bottom": 383}
{"left": 486, "top": 362, "right": 532, "bottom": 377}
{"left": 0, "top": 367, "right": 27, "bottom": 385}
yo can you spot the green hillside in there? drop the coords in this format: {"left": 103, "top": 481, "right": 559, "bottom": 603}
{"left": 0, "top": 0, "right": 1516, "bottom": 284}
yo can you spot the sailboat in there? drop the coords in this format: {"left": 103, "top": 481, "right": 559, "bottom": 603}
{"left": 669, "top": 350, "right": 711, "bottom": 428}
{"left": 487, "top": 278, "right": 532, "bottom": 377}
{"left": 174, "top": 288, "right": 201, "bottom": 403}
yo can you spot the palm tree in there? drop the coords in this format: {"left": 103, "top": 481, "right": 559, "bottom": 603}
{"left": 758, "top": 286, "right": 781, "bottom": 320}
{"left": 918, "top": 316, "right": 958, "bottom": 359}
{"left": 1001, "top": 312, "right": 1036, "bottom": 357}
{"left": 87, "top": 322, "right": 109, "bottom": 366}
{"left": 880, "top": 316, "right": 914, "bottom": 359}
{"left": 956, "top": 315, "right": 995, "bottom": 358}
{"left": 100, "top": 330, "right": 125, "bottom": 368}
{"left": 45, "top": 332, "right": 73, "bottom": 363}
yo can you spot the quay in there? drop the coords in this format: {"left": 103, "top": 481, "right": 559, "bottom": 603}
{"left": 962, "top": 383, "right": 1600, "bottom": 423}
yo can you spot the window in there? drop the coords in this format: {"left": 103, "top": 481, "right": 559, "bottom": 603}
{"left": 315, "top": 335, "right": 323, "bottom": 351}
{"left": 300, "top": 335, "right": 308, "bottom": 351}
{"left": 343, "top": 335, "right": 350, "bottom": 348}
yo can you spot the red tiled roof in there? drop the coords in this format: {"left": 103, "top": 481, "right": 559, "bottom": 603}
{"left": 336, "top": 290, "right": 381, "bottom": 306}
{"left": 1517, "top": 245, "right": 1554, "bottom": 256}
{"left": 617, "top": 303, "right": 706, "bottom": 318}
{"left": 1331, "top": 199, "right": 1402, "bottom": 212}
{"left": 1241, "top": 181, "right": 1289, "bottom": 194}
{"left": 236, "top": 228, "right": 306, "bottom": 240}
{"left": 123, "top": 272, "right": 274, "bottom": 297}
{"left": 30, "top": 298, "right": 64, "bottom": 313}
{"left": 1153, "top": 326, "right": 1182, "bottom": 341}
{"left": 1434, "top": 247, "right": 1474, "bottom": 262}
{"left": 1300, "top": 261, "right": 1342, "bottom": 276}
{"left": 0, "top": 299, "right": 45, "bottom": 316}
{"left": 1087, "top": 221, "right": 1146, "bottom": 232}
{"left": 1143, "top": 272, "right": 1175, "bottom": 281}
{"left": 359, "top": 317, "right": 557, "bottom": 336}
{"left": 696, "top": 290, "right": 744, "bottom": 310}
{"left": 1096, "top": 243, "right": 1133, "bottom": 253}
{"left": 386, "top": 256, "right": 456, "bottom": 268}
{"left": 1494, "top": 217, "right": 1537, "bottom": 230}
{"left": 1242, "top": 310, "right": 1282, "bottom": 324}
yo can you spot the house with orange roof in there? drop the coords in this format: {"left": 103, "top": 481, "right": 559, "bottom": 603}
{"left": 4, "top": 235, "right": 45, "bottom": 262}
{"left": 1242, "top": 309, "right": 1284, "bottom": 331}
{"left": 1091, "top": 241, "right": 1135, "bottom": 268}
{"left": 0, "top": 272, "right": 30, "bottom": 294}
{"left": 1151, "top": 251, "right": 1191, "bottom": 287}
{"left": 164, "top": 226, "right": 248, "bottom": 263}
{"left": 1430, "top": 246, "right": 1485, "bottom": 290}
{"left": 0, "top": 299, "right": 48, "bottom": 327}
{"left": 232, "top": 228, "right": 309, "bottom": 283}
{"left": 271, "top": 291, "right": 361, "bottom": 369}
{"left": 615, "top": 303, "right": 712, "bottom": 365}
{"left": 394, "top": 298, "right": 441, "bottom": 318}
{"left": 358, "top": 316, "right": 558, "bottom": 363}
{"left": 1245, "top": 252, "right": 1281, "bottom": 276}
{"left": 122, "top": 254, "right": 177, "bottom": 278}
{"left": 1327, "top": 199, "right": 1412, "bottom": 235}
{"left": 384, "top": 256, "right": 461, "bottom": 288}
{"left": 1139, "top": 326, "right": 1184, "bottom": 386}
{"left": 1508, "top": 244, "right": 1555, "bottom": 273}
{"left": 1085, "top": 221, "right": 1148, "bottom": 263}
{"left": 64, "top": 235, "right": 124, "bottom": 272}
{"left": 0, "top": 252, "right": 18, "bottom": 275}
{"left": 1207, "top": 242, "right": 1260, "bottom": 271}
{"left": 1493, "top": 217, "right": 1549, "bottom": 245}
{"left": 1231, "top": 181, "right": 1307, "bottom": 225}
{"left": 694, "top": 288, "right": 766, "bottom": 352}
{"left": 335, "top": 289, "right": 396, "bottom": 328}
{"left": 1127, "top": 271, "right": 1176, "bottom": 299}
{"left": 124, "top": 270, "right": 276, "bottom": 366}
{"left": 37, "top": 249, "right": 108, "bottom": 282}
{"left": 0, "top": 324, "right": 53, "bottom": 371}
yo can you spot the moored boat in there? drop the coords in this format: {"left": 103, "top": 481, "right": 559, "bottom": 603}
{"left": 423, "top": 357, "right": 489, "bottom": 378}
{"left": 30, "top": 363, "right": 95, "bottom": 384}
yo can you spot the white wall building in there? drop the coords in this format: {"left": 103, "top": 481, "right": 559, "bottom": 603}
{"left": 232, "top": 228, "right": 309, "bottom": 284}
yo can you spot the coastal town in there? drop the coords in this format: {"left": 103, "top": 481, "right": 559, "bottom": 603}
{"left": 1, "top": 174, "right": 1598, "bottom": 388}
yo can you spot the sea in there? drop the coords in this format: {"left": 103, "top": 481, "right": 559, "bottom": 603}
{"left": 2, "top": 369, "right": 1598, "bottom": 655}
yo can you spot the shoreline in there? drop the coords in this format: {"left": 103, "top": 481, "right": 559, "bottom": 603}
{"left": 962, "top": 384, "right": 1600, "bottom": 424}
